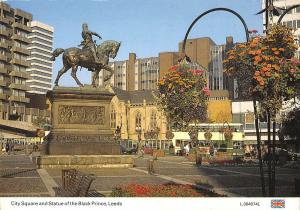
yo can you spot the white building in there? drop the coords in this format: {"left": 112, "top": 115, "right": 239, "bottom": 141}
{"left": 27, "top": 21, "right": 54, "bottom": 94}
{"left": 263, "top": 0, "right": 300, "bottom": 57}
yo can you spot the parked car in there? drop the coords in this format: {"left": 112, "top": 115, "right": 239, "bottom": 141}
{"left": 120, "top": 145, "right": 137, "bottom": 154}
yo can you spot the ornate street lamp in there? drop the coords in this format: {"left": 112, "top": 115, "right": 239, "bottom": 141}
{"left": 135, "top": 125, "right": 142, "bottom": 145}
{"left": 181, "top": 7, "right": 266, "bottom": 196}
{"left": 114, "top": 125, "right": 121, "bottom": 143}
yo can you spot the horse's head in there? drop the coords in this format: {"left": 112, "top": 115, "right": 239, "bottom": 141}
{"left": 97, "top": 40, "right": 121, "bottom": 59}
{"left": 110, "top": 41, "right": 121, "bottom": 59}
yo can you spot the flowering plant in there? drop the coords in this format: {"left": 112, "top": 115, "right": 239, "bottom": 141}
{"left": 110, "top": 184, "right": 221, "bottom": 197}
{"left": 204, "top": 131, "right": 213, "bottom": 140}
{"left": 224, "top": 24, "right": 300, "bottom": 116}
{"left": 156, "top": 59, "right": 209, "bottom": 129}
{"left": 223, "top": 128, "right": 233, "bottom": 141}
{"left": 165, "top": 130, "right": 174, "bottom": 139}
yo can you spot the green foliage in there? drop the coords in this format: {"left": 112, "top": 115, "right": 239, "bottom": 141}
{"left": 156, "top": 59, "right": 209, "bottom": 129}
{"left": 224, "top": 24, "right": 300, "bottom": 117}
{"left": 281, "top": 108, "right": 300, "bottom": 140}
{"left": 32, "top": 115, "right": 50, "bottom": 129}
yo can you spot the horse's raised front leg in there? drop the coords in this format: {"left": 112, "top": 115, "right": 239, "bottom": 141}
{"left": 54, "top": 66, "right": 70, "bottom": 86}
{"left": 71, "top": 65, "right": 83, "bottom": 87}
{"left": 92, "top": 68, "right": 100, "bottom": 88}
{"left": 102, "top": 65, "right": 113, "bottom": 82}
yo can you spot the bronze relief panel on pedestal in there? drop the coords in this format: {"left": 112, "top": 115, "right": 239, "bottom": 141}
{"left": 58, "top": 105, "right": 105, "bottom": 125}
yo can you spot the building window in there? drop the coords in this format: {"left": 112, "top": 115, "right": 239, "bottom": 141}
{"left": 135, "top": 111, "right": 141, "bottom": 128}
{"left": 150, "top": 111, "right": 157, "bottom": 130}
{"left": 110, "top": 105, "right": 116, "bottom": 129}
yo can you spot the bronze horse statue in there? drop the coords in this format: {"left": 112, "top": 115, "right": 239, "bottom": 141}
{"left": 51, "top": 40, "right": 121, "bottom": 87}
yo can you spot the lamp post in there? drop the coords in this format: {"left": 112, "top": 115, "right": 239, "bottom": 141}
{"left": 181, "top": 7, "right": 266, "bottom": 196}
{"left": 114, "top": 125, "right": 121, "bottom": 143}
{"left": 135, "top": 125, "right": 142, "bottom": 153}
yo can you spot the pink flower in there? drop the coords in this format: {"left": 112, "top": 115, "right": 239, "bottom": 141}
{"left": 191, "top": 69, "right": 204, "bottom": 75}
{"left": 291, "top": 58, "right": 300, "bottom": 65}
{"left": 203, "top": 87, "right": 210, "bottom": 96}
{"left": 169, "top": 65, "right": 179, "bottom": 71}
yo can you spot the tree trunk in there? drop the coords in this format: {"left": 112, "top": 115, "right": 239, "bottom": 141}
{"left": 272, "top": 121, "right": 276, "bottom": 196}
{"left": 253, "top": 99, "right": 266, "bottom": 196}
{"left": 267, "top": 110, "right": 272, "bottom": 196}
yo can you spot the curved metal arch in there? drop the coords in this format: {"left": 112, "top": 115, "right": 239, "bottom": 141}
{"left": 182, "top": 8, "right": 250, "bottom": 53}
{"left": 277, "top": 5, "right": 300, "bottom": 24}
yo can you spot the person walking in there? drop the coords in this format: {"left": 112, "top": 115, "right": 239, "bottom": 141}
{"left": 184, "top": 143, "right": 190, "bottom": 157}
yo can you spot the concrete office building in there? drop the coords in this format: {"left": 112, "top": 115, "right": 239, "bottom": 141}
{"left": 0, "top": 2, "right": 32, "bottom": 121}
{"left": 98, "top": 53, "right": 159, "bottom": 91}
{"left": 27, "top": 21, "right": 53, "bottom": 94}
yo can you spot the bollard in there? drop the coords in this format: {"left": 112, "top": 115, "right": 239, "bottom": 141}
{"left": 196, "top": 153, "right": 202, "bottom": 165}
{"left": 147, "top": 159, "right": 154, "bottom": 174}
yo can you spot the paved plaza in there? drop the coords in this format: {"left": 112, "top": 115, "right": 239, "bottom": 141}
{"left": 0, "top": 153, "right": 299, "bottom": 197}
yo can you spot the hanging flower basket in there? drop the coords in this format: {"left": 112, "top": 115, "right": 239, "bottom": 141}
{"left": 224, "top": 129, "right": 233, "bottom": 141}
{"left": 188, "top": 128, "right": 198, "bottom": 141}
{"left": 204, "top": 131, "right": 212, "bottom": 140}
{"left": 156, "top": 58, "right": 209, "bottom": 129}
{"left": 165, "top": 130, "right": 174, "bottom": 139}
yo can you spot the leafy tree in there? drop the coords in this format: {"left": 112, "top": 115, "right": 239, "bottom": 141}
{"left": 32, "top": 115, "right": 50, "bottom": 130}
{"left": 281, "top": 108, "right": 300, "bottom": 152}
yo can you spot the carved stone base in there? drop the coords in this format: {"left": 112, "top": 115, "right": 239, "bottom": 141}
{"left": 42, "top": 86, "right": 120, "bottom": 155}
{"left": 35, "top": 155, "right": 134, "bottom": 169}
{"left": 42, "top": 133, "right": 121, "bottom": 155}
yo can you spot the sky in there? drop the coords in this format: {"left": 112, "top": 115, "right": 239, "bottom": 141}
{"left": 5, "top": 0, "right": 264, "bottom": 86}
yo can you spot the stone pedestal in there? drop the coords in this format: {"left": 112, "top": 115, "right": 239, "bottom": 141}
{"left": 42, "top": 86, "right": 121, "bottom": 155}
{"left": 36, "top": 155, "right": 134, "bottom": 169}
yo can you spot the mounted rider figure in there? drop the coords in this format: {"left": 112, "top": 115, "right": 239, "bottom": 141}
{"left": 79, "top": 23, "right": 102, "bottom": 64}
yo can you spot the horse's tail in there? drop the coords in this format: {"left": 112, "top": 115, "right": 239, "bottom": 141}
{"left": 50, "top": 48, "right": 65, "bottom": 61}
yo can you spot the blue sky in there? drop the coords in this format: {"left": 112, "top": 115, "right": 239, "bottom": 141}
{"left": 6, "top": 0, "right": 263, "bottom": 86}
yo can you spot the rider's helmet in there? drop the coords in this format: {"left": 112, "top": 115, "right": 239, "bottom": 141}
{"left": 82, "top": 23, "right": 88, "bottom": 31}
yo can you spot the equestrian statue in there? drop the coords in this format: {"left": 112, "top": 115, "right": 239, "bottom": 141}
{"left": 51, "top": 23, "right": 121, "bottom": 87}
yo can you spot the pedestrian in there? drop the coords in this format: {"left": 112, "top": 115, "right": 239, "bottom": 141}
{"left": 184, "top": 143, "right": 190, "bottom": 157}
{"left": 11, "top": 140, "right": 15, "bottom": 155}
{"left": 5, "top": 140, "right": 9, "bottom": 155}
{"left": 138, "top": 145, "right": 144, "bottom": 158}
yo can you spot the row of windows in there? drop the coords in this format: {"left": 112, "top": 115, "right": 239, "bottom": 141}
{"left": 30, "top": 86, "right": 50, "bottom": 93}
{"left": 0, "top": 24, "right": 6, "bottom": 30}
{"left": 26, "top": 81, "right": 51, "bottom": 88}
{"left": 12, "top": 89, "right": 25, "bottom": 97}
{"left": 30, "top": 32, "right": 53, "bottom": 41}
{"left": 14, "top": 41, "right": 28, "bottom": 49}
{"left": 30, "top": 48, "right": 52, "bottom": 57}
{"left": 15, "top": 29, "right": 28, "bottom": 38}
{"left": 12, "top": 77, "right": 26, "bottom": 85}
{"left": 13, "top": 65, "right": 26, "bottom": 72}
{"left": 0, "top": 49, "right": 6, "bottom": 55}
{"left": 0, "top": 36, "right": 7, "bottom": 43}
{"left": 28, "top": 70, "right": 52, "bottom": 77}
{"left": 14, "top": 53, "right": 28, "bottom": 60}
{"left": 281, "top": 20, "right": 300, "bottom": 29}
{"left": 31, "top": 76, "right": 51, "bottom": 83}
{"left": 32, "top": 27, "right": 53, "bottom": 36}
{"left": 31, "top": 53, "right": 51, "bottom": 61}
{"left": 29, "top": 43, "right": 52, "bottom": 51}
{"left": 32, "top": 37, "right": 53, "bottom": 46}
{"left": 29, "top": 59, "right": 52, "bottom": 65}
{"left": 30, "top": 65, "right": 52, "bottom": 72}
